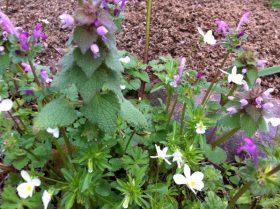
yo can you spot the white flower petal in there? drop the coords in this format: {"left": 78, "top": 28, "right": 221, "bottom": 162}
{"left": 42, "top": 190, "right": 52, "bottom": 209}
{"left": 17, "top": 183, "right": 33, "bottom": 199}
{"left": 173, "top": 174, "right": 188, "bottom": 185}
{"left": 204, "top": 30, "right": 216, "bottom": 45}
{"left": 119, "top": 56, "right": 130, "bottom": 64}
{"left": 183, "top": 164, "right": 191, "bottom": 179}
{"left": 0, "top": 99, "right": 13, "bottom": 112}
{"left": 21, "top": 170, "right": 32, "bottom": 182}
{"left": 31, "top": 178, "right": 41, "bottom": 187}
{"left": 269, "top": 118, "right": 280, "bottom": 127}
{"left": 197, "top": 27, "right": 204, "bottom": 36}
{"left": 191, "top": 172, "right": 204, "bottom": 181}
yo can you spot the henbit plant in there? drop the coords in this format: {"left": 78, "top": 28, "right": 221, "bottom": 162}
{"left": 1, "top": 2, "right": 280, "bottom": 209}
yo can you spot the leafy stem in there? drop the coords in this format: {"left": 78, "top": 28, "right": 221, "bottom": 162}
{"left": 124, "top": 130, "right": 136, "bottom": 153}
{"left": 211, "top": 128, "right": 240, "bottom": 149}
{"left": 167, "top": 96, "right": 177, "bottom": 126}
{"left": 180, "top": 102, "right": 187, "bottom": 135}
{"left": 28, "top": 60, "right": 41, "bottom": 87}
{"left": 201, "top": 52, "right": 230, "bottom": 105}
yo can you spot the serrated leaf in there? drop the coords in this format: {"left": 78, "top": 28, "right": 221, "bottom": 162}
{"left": 105, "top": 48, "right": 124, "bottom": 73}
{"left": 73, "top": 26, "right": 98, "bottom": 54}
{"left": 218, "top": 113, "right": 241, "bottom": 129}
{"left": 0, "top": 53, "right": 10, "bottom": 75}
{"left": 240, "top": 113, "right": 258, "bottom": 137}
{"left": 201, "top": 191, "right": 227, "bottom": 209}
{"left": 58, "top": 48, "right": 75, "bottom": 70}
{"left": 61, "top": 84, "right": 79, "bottom": 102}
{"left": 204, "top": 145, "right": 227, "bottom": 164}
{"left": 259, "top": 65, "right": 280, "bottom": 77}
{"left": 34, "top": 97, "right": 78, "bottom": 129}
{"left": 121, "top": 100, "right": 147, "bottom": 129}
{"left": 81, "top": 91, "right": 120, "bottom": 134}
{"left": 245, "top": 105, "right": 261, "bottom": 122}
{"left": 52, "top": 65, "right": 87, "bottom": 90}
{"left": 74, "top": 47, "right": 104, "bottom": 78}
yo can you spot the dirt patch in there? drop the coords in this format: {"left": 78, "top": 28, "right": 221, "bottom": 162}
{"left": 2, "top": 0, "right": 280, "bottom": 95}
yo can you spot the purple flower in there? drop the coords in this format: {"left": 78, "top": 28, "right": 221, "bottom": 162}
{"left": 170, "top": 81, "right": 178, "bottom": 88}
{"left": 240, "top": 99, "right": 248, "bottom": 108}
{"left": 120, "top": 0, "right": 127, "bottom": 9}
{"left": 262, "top": 102, "right": 274, "bottom": 110}
{"left": 97, "top": 26, "right": 108, "bottom": 41}
{"left": 242, "top": 80, "right": 249, "bottom": 91}
{"left": 256, "top": 78, "right": 261, "bottom": 85}
{"left": 263, "top": 88, "right": 274, "bottom": 96}
{"left": 102, "top": 0, "right": 109, "bottom": 10}
{"left": 21, "top": 62, "right": 31, "bottom": 73}
{"left": 255, "top": 96, "right": 263, "bottom": 108}
{"left": 40, "top": 69, "right": 48, "bottom": 81}
{"left": 95, "top": 20, "right": 101, "bottom": 28}
{"left": 237, "top": 11, "right": 251, "bottom": 31}
{"left": 59, "top": 14, "right": 74, "bottom": 29}
{"left": 215, "top": 20, "right": 229, "bottom": 35}
{"left": 235, "top": 45, "right": 241, "bottom": 49}
{"left": 256, "top": 59, "right": 267, "bottom": 69}
{"left": 237, "top": 31, "right": 245, "bottom": 39}
{"left": 25, "top": 89, "right": 34, "bottom": 95}
{"left": 237, "top": 138, "right": 258, "bottom": 165}
{"left": 113, "top": 8, "right": 120, "bottom": 16}
{"left": 179, "top": 57, "right": 186, "bottom": 76}
{"left": 0, "top": 11, "right": 18, "bottom": 36}
{"left": 19, "top": 32, "right": 29, "bottom": 51}
{"left": 197, "top": 73, "right": 203, "bottom": 79}
{"left": 90, "top": 43, "right": 100, "bottom": 59}
{"left": 227, "top": 107, "right": 238, "bottom": 114}
{"left": 242, "top": 68, "right": 247, "bottom": 74}
{"left": 173, "top": 74, "right": 180, "bottom": 82}
{"left": 33, "top": 23, "right": 47, "bottom": 40}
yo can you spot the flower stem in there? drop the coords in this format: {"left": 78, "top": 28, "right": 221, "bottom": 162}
{"left": 201, "top": 52, "right": 230, "bottom": 105}
{"left": 227, "top": 182, "right": 252, "bottom": 209}
{"left": 0, "top": 163, "right": 18, "bottom": 173}
{"left": 40, "top": 176, "right": 67, "bottom": 185}
{"left": 60, "top": 127, "right": 73, "bottom": 154}
{"left": 180, "top": 103, "right": 187, "bottom": 135}
{"left": 7, "top": 111, "right": 24, "bottom": 135}
{"left": 139, "top": 0, "right": 153, "bottom": 97}
{"left": 167, "top": 97, "right": 177, "bottom": 126}
{"left": 28, "top": 60, "right": 41, "bottom": 87}
{"left": 266, "top": 164, "right": 280, "bottom": 176}
{"left": 165, "top": 88, "right": 173, "bottom": 112}
{"left": 124, "top": 130, "right": 136, "bottom": 153}
{"left": 211, "top": 128, "right": 240, "bottom": 149}
{"left": 22, "top": 148, "right": 40, "bottom": 161}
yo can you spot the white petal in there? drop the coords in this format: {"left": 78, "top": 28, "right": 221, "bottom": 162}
{"left": 231, "top": 66, "right": 237, "bottom": 75}
{"left": 164, "top": 158, "right": 172, "bottom": 165}
{"left": 53, "top": 128, "right": 59, "bottom": 138}
{"left": 269, "top": 118, "right": 280, "bottom": 127}
{"left": 197, "top": 27, "right": 204, "bottom": 36}
{"left": 21, "top": 170, "right": 31, "bottom": 182}
{"left": 183, "top": 164, "right": 191, "bottom": 178}
{"left": 46, "top": 128, "right": 54, "bottom": 134}
{"left": 233, "top": 74, "right": 244, "bottom": 85}
{"left": 42, "top": 190, "right": 52, "bottom": 209}
{"left": 0, "top": 99, "right": 13, "bottom": 112}
{"left": 204, "top": 30, "right": 216, "bottom": 45}
{"left": 191, "top": 172, "right": 204, "bottom": 181}
{"left": 17, "top": 183, "right": 33, "bottom": 199}
{"left": 31, "top": 178, "right": 41, "bottom": 187}
{"left": 173, "top": 174, "right": 188, "bottom": 185}
{"left": 162, "top": 147, "right": 168, "bottom": 155}
{"left": 188, "top": 179, "right": 204, "bottom": 191}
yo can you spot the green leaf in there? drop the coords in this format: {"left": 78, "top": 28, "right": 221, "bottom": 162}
{"left": 218, "top": 113, "right": 241, "bottom": 129}
{"left": 95, "top": 180, "right": 111, "bottom": 196}
{"left": 146, "top": 184, "right": 168, "bottom": 194}
{"left": 200, "top": 191, "right": 227, "bottom": 209}
{"left": 259, "top": 65, "right": 280, "bottom": 76}
{"left": 73, "top": 26, "right": 98, "bottom": 54}
{"left": 34, "top": 97, "right": 78, "bottom": 129}
{"left": 105, "top": 49, "right": 124, "bottom": 73}
{"left": 204, "top": 145, "right": 227, "bottom": 164}
{"left": 246, "top": 68, "right": 258, "bottom": 87}
{"left": 0, "top": 53, "right": 10, "bottom": 75}
{"left": 61, "top": 84, "right": 79, "bottom": 102}
{"left": 52, "top": 65, "right": 87, "bottom": 90}
{"left": 240, "top": 113, "right": 258, "bottom": 137}
{"left": 272, "top": 0, "right": 280, "bottom": 8}
{"left": 61, "top": 192, "right": 76, "bottom": 209}
{"left": 58, "top": 48, "right": 75, "bottom": 70}
{"left": 120, "top": 100, "right": 147, "bottom": 129}
{"left": 245, "top": 106, "right": 261, "bottom": 122}
{"left": 74, "top": 48, "right": 104, "bottom": 78}
{"left": 81, "top": 173, "right": 93, "bottom": 192}
{"left": 81, "top": 91, "right": 120, "bottom": 134}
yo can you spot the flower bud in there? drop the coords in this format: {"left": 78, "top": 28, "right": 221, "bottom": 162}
{"left": 90, "top": 43, "right": 100, "bottom": 59}
{"left": 227, "top": 107, "right": 238, "bottom": 114}
{"left": 240, "top": 99, "right": 248, "bottom": 108}
{"left": 262, "top": 103, "right": 274, "bottom": 110}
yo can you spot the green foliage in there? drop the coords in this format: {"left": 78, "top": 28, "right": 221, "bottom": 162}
{"left": 0, "top": 52, "right": 10, "bottom": 75}
{"left": 82, "top": 91, "right": 120, "bottom": 134}
{"left": 200, "top": 191, "right": 227, "bottom": 209}
{"left": 73, "top": 26, "right": 98, "bottom": 54}
{"left": 34, "top": 97, "right": 78, "bottom": 129}
{"left": 272, "top": 0, "right": 280, "bottom": 8}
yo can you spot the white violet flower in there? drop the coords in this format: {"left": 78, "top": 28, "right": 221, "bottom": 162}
{"left": 172, "top": 150, "right": 183, "bottom": 168}
{"left": 0, "top": 98, "right": 13, "bottom": 112}
{"left": 46, "top": 127, "right": 59, "bottom": 138}
{"left": 150, "top": 144, "right": 172, "bottom": 165}
{"left": 173, "top": 164, "right": 204, "bottom": 194}
{"left": 197, "top": 27, "right": 216, "bottom": 45}
{"left": 42, "top": 190, "right": 52, "bottom": 209}
{"left": 266, "top": 117, "right": 280, "bottom": 127}
{"left": 119, "top": 56, "right": 130, "bottom": 64}
{"left": 17, "top": 170, "right": 41, "bottom": 199}
{"left": 195, "top": 121, "right": 206, "bottom": 134}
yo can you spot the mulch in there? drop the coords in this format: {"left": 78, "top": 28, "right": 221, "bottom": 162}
{"left": 2, "top": 0, "right": 280, "bottom": 95}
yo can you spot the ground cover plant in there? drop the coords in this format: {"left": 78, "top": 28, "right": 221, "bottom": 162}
{"left": 0, "top": 0, "right": 280, "bottom": 209}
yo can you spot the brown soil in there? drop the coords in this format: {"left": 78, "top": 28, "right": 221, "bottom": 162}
{"left": 2, "top": 0, "right": 280, "bottom": 94}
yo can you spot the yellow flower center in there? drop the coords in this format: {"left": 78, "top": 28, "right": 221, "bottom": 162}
{"left": 190, "top": 181, "right": 196, "bottom": 187}
{"left": 26, "top": 185, "right": 32, "bottom": 192}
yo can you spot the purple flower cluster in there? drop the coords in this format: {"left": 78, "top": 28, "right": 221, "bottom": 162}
{"left": 237, "top": 12, "right": 251, "bottom": 31}
{"left": 215, "top": 20, "right": 229, "bottom": 36}
{"left": 237, "top": 138, "right": 258, "bottom": 166}
{"left": 170, "top": 58, "right": 186, "bottom": 88}
{"left": 40, "top": 70, "right": 53, "bottom": 84}
{"left": 33, "top": 24, "right": 47, "bottom": 41}
{"left": 0, "top": 11, "right": 18, "bottom": 36}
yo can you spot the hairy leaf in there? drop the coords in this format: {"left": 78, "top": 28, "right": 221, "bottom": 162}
{"left": 73, "top": 26, "right": 98, "bottom": 54}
